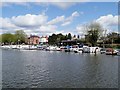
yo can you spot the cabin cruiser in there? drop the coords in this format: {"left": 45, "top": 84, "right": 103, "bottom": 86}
{"left": 117, "top": 50, "right": 120, "bottom": 56}
{"left": 64, "top": 45, "right": 71, "bottom": 52}
{"left": 105, "top": 48, "right": 117, "bottom": 55}
{"left": 74, "top": 48, "right": 83, "bottom": 53}
{"left": 100, "top": 48, "right": 106, "bottom": 54}
{"left": 83, "top": 46, "right": 90, "bottom": 53}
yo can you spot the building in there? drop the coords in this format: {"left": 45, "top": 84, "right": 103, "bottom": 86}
{"left": 28, "top": 35, "right": 40, "bottom": 45}
{"left": 39, "top": 36, "right": 48, "bottom": 45}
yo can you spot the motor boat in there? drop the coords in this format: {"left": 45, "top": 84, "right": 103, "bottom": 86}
{"left": 74, "top": 48, "right": 83, "bottom": 53}
{"left": 105, "top": 48, "right": 117, "bottom": 55}
{"left": 100, "top": 48, "right": 106, "bottom": 54}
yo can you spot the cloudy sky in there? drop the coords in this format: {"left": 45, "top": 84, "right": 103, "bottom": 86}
{"left": 0, "top": 1, "right": 119, "bottom": 36}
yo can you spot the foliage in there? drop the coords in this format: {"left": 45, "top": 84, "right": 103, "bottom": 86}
{"left": 48, "top": 33, "right": 71, "bottom": 45}
{"left": 106, "top": 32, "right": 120, "bottom": 44}
{"left": 0, "top": 30, "right": 27, "bottom": 44}
{"left": 14, "top": 30, "right": 27, "bottom": 43}
{"left": 85, "top": 22, "right": 103, "bottom": 46}
{"left": 67, "top": 33, "right": 72, "bottom": 40}
{"left": 1, "top": 33, "right": 16, "bottom": 44}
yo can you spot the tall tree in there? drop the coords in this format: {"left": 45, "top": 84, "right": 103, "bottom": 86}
{"left": 77, "top": 35, "right": 80, "bottom": 39}
{"left": 67, "top": 33, "right": 72, "bottom": 40}
{"left": 85, "top": 22, "right": 103, "bottom": 46}
{"left": 14, "top": 30, "right": 27, "bottom": 44}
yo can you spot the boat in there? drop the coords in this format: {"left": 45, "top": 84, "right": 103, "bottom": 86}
{"left": 117, "top": 50, "right": 120, "bottom": 56}
{"left": 100, "top": 48, "right": 106, "bottom": 54}
{"left": 55, "top": 47, "right": 62, "bottom": 51}
{"left": 83, "top": 46, "right": 90, "bottom": 53}
{"left": 45, "top": 46, "right": 57, "bottom": 51}
{"left": 64, "top": 45, "right": 71, "bottom": 52}
{"left": 89, "top": 47, "right": 100, "bottom": 53}
{"left": 74, "top": 48, "right": 83, "bottom": 53}
{"left": 105, "top": 48, "right": 117, "bottom": 55}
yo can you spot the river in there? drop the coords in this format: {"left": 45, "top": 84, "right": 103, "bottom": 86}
{"left": 2, "top": 49, "right": 118, "bottom": 88}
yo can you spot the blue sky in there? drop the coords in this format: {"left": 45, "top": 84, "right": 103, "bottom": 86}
{"left": 0, "top": 2, "right": 119, "bottom": 36}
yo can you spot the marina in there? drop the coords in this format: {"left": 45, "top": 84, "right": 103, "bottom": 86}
{"left": 1, "top": 1, "right": 119, "bottom": 89}
{"left": 1, "top": 45, "right": 120, "bottom": 56}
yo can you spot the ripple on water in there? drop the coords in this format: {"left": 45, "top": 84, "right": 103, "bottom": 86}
{"left": 2, "top": 50, "right": 118, "bottom": 88}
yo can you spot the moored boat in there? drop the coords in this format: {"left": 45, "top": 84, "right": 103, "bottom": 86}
{"left": 105, "top": 48, "right": 117, "bottom": 55}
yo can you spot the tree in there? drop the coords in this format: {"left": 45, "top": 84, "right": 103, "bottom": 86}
{"left": 14, "top": 30, "right": 27, "bottom": 44}
{"left": 73, "top": 35, "right": 76, "bottom": 38}
{"left": 85, "top": 22, "right": 103, "bottom": 46}
{"left": 1, "top": 33, "right": 16, "bottom": 44}
{"left": 48, "top": 34, "right": 57, "bottom": 45}
{"left": 48, "top": 33, "right": 68, "bottom": 45}
{"left": 77, "top": 35, "right": 80, "bottom": 39}
{"left": 67, "top": 33, "right": 72, "bottom": 40}
{"left": 106, "top": 32, "right": 120, "bottom": 44}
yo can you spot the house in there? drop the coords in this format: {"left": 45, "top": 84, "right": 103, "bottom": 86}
{"left": 28, "top": 35, "right": 40, "bottom": 45}
{"left": 39, "top": 36, "right": 48, "bottom": 45}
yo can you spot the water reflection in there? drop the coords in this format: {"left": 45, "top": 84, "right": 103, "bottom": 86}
{"left": 2, "top": 50, "right": 118, "bottom": 88}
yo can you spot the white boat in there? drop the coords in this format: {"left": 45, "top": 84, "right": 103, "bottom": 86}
{"left": 83, "top": 46, "right": 90, "bottom": 53}
{"left": 46, "top": 46, "right": 56, "bottom": 51}
{"left": 55, "top": 47, "right": 61, "bottom": 51}
{"left": 89, "top": 47, "right": 100, "bottom": 53}
{"left": 74, "top": 48, "right": 83, "bottom": 53}
{"left": 105, "top": 48, "right": 117, "bottom": 55}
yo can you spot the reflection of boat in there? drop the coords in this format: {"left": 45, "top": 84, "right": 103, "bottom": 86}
{"left": 105, "top": 48, "right": 117, "bottom": 55}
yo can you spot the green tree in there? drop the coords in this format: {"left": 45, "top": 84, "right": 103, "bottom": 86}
{"left": 106, "top": 32, "right": 120, "bottom": 44}
{"left": 67, "top": 33, "right": 72, "bottom": 40}
{"left": 14, "top": 30, "right": 27, "bottom": 44}
{"left": 48, "top": 34, "right": 57, "bottom": 45}
{"left": 1, "top": 33, "right": 16, "bottom": 44}
{"left": 85, "top": 22, "right": 103, "bottom": 46}
{"left": 48, "top": 33, "right": 68, "bottom": 45}
{"left": 77, "top": 35, "right": 80, "bottom": 39}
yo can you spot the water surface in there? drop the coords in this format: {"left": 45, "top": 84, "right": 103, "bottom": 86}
{"left": 2, "top": 49, "right": 118, "bottom": 88}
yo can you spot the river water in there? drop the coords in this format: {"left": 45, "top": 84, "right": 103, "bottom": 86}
{"left": 2, "top": 49, "right": 118, "bottom": 88}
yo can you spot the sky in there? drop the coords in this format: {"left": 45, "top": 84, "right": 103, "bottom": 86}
{"left": 0, "top": 1, "right": 119, "bottom": 36}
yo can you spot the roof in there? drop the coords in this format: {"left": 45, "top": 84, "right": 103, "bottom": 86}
{"left": 61, "top": 40, "right": 77, "bottom": 43}
{"left": 28, "top": 35, "right": 40, "bottom": 39}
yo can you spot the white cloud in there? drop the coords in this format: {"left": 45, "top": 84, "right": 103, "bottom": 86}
{"left": 47, "top": 11, "right": 80, "bottom": 26}
{"left": 0, "top": 11, "right": 82, "bottom": 35}
{"left": 75, "top": 14, "right": 119, "bottom": 35}
{"left": 96, "top": 14, "right": 118, "bottom": 26}
{"left": 61, "top": 11, "right": 80, "bottom": 26}
{"left": 76, "top": 24, "right": 87, "bottom": 35}
{"left": 39, "top": 25, "right": 57, "bottom": 32}
{"left": 11, "top": 14, "right": 48, "bottom": 27}
{"left": 47, "top": 15, "right": 65, "bottom": 25}
{"left": 72, "top": 11, "right": 79, "bottom": 17}
{"left": 50, "top": 2, "right": 76, "bottom": 9}
{"left": 61, "top": 21, "right": 71, "bottom": 26}
{"left": 0, "top": 2, "right": 77, "bottom": 9}
{"left": 96, "top": 14, "right": 119, "bottom": 33}
{"left": 0, "top": 17, "right": 17, "bottom": 29}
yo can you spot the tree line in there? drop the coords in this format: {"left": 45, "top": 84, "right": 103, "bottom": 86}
{"left": 0, "top": 30, "right": 27, "bottom": 45}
